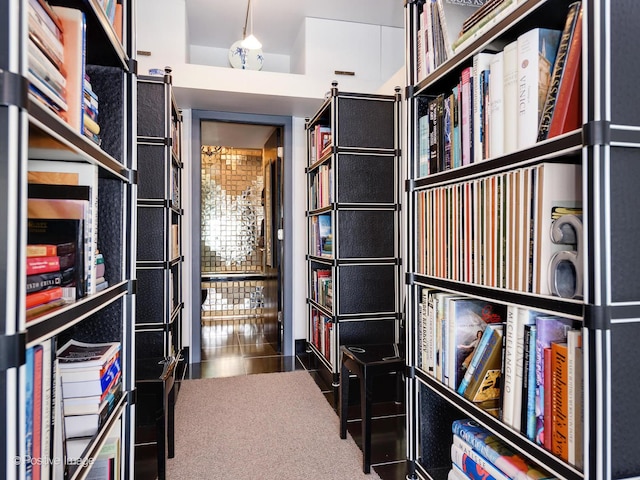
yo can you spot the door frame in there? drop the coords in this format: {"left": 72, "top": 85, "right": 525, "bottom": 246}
{"left": 190, "top": 110, "right": 294, "bottom": 363}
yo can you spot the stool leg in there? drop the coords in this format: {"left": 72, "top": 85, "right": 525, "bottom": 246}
{"left": 361, "top": 369, "right": 373, "bottom": 474}
{"left": 340, "top": 362, "right": 349, "bottom": 439}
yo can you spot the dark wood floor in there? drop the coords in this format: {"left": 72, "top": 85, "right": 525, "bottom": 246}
{"left": 136, "top": 317, "right": 407, "bottom": 479}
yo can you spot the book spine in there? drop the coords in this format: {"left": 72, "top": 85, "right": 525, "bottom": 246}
{"left": 451, "top": 442, "right": 507, "bottom": 480}
{"left": 551, "top": 341, "right": 569, "bottom": 460}
{"left": 26, "top": 271, "right": 63, "bottom": 294}
{"left": 502, "top": 305, "right": 520, "bottom": 426}
{"left": 547, "top": 5, "right": 583, "bottom": 138}
{"left": 452, "top": 435, "right": 510, "bottom": 480}
{"left": 26, "top": 286, "right": 64, "bottom": 309}
{"left": 26, "top": 256, "right": 60, "bottom": 276}
{"left": 463, "top": 325, "right": 504, "bottom": 403}
{"left": 537, "top": 2, "right": 581, "bottom": 141}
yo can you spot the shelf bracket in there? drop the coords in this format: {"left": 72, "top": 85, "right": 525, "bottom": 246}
{"left": 405, "top": 365, "right": 415, "bottom": 379}
{"left": 0, "top": 332, "right": 26, "bottom": 371}
{"left": 128, "top": 387, "right": 137, "bottom": 406}
{"left": 130, "top": 169, "right": 138, "bottom": 185}
{"left": 128, "top": 58, "right": 138, "bottom": 76}
{"left": 128, "top": 279, "right": 138, "bottom": 295}
{"left": 583, "top": 120, "right": 611, "bottom": 147}
{"left": 0, "top": 70, "right": 28, "bottom": 109}
{"left": 584, "top": 304, "right": 611, "bottom": 331}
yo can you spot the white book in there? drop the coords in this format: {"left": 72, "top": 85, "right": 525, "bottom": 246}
{"left": 501, "top": 304, "right": 519, "bottom": 427}
{"left": 416, "top": 26, "right": 425, "bottom": 83}
{"left": 516, "top": 28, "right": 562, "bottom": 149}
{"left": 472, "top": 52, "right": 495, "bottom": 163}
{"left": 502, "top": 40, "right": 518, "bottom": 154}
{"left": 424, "top": 0, "right": 436, "bottom": 74}
{"left": 40, "top": 340, "right": 53, "bottom": 480}
{"left": 512, "top": 307, "right": 542, "bottom": 431}
{"left": 489, "top": 50, "right": 504, "bottom": 158}
{"left": 532, "top": 163, "right": 582, "bottom": 295}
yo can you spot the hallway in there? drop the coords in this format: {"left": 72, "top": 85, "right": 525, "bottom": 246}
{"left": 188, "top": 317, "right": 407, "bottom": 480}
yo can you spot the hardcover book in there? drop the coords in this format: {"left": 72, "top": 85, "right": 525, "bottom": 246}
{"left": 537, "top": 2, "right": 582, "bottom": 141}
{"left": 516, "top": 27, "right": 562, "bottom": 149}
{"left": 534, "top": 316, "right": 571, "bottom": 446}
{"left": 452, "top": 418, "right": 554, "bottom": 480}
{"left": 447, "top": 297, "right": 506, "bottom": 390}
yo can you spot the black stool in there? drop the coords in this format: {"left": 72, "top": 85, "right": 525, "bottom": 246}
{"left": 339, "top": 344, "right": 404, "bottom": 474}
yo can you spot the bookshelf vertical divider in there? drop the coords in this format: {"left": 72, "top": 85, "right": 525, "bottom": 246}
{"left": 305, "top": 83, "right": 403, "bottom": 388}
{"left": 404, "top": 1, "right": 640, "bottom": 479}
{"left": 135, "top": 68, "right": 185, "bottom": 479}
{"left": 2, "top": 0, "right": 137, "bottom": 478}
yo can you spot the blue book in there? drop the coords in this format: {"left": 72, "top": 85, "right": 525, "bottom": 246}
{"left": 452, "top": 418, "right": 554, "bottom": 480}
{"left": 523, "top": 324, "right": 538, "bottom": 441}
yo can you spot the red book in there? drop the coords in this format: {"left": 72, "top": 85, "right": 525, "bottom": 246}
{"left": 26, "top": 256, "right": 60, "bottom": 275}
{"left": 26, "top": 286, "right": 63, "bottom": 309}
{"left": 547, "top": 5, "right": 583, "bottom": 139}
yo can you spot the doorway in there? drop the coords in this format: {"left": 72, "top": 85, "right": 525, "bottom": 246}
{"left": 190, "top": 111, "right": 293, "bottom": 365}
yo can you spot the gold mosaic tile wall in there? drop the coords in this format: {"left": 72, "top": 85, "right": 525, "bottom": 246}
{"left": 201, "top": 146, "right": 265, "bottom": 317}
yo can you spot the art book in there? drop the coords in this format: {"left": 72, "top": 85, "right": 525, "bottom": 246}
{"left": 452, "top": 418, "right": 554, "bottom": 480}
{"left": 447, "top": 297, "right": 506, "bottom": 391}
{"left": 534, "top": 316, "right": 571, "bottom": 447}
{"left": 458, "top": 323, "right": 504, "bottom": 408}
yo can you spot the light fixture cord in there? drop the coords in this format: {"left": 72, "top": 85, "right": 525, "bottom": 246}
{"left": 243, "top": 0, "right": 251, "bottom": 39}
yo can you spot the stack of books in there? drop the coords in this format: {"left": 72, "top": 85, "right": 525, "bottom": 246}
{"left": 449, "top": 418, "right": 554, "bottom": 480}
{"left": 57, "top": 340, "right": 122, "bottom": 460}
{"left": 25, "top": 242, "right": 77, "bottom": 317}
{"left": 83, "top": 73, "right": 101, "bottom": 145}
{"left": 27, "top": 0, "right": 68, "bottom": 120}
{"left": 95, "top": 250, "right": 109, "bottom": 292}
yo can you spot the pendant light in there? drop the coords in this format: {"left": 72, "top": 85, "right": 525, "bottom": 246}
{"left": 241, "top": 0, "right": 262, "bottom": 50}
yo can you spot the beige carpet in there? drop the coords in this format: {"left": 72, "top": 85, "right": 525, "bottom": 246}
{"left": 166, "top": 370, "right": 382, "bottom": 480}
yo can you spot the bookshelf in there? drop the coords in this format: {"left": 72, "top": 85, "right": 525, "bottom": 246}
{"left": 134, "top": 68, "right": 185, "bottom": 479}
{"left": 1, "top": 0, "right": 135, "bottom": 479}
{"left": 404, "top": 1, "right": 640, "bottom": 480}
{"left": 305, "top": 82, "right": 402, "bottom": 386}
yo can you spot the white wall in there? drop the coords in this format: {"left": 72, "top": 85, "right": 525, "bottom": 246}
{"left": 136, "top": 0, "right": 187, "bottom": 75}
{"left": 291, "top": 117, "right": 308, "bottom": 342}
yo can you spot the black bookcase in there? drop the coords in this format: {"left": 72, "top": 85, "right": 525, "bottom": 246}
{"left": 404, "top": 1, "right": 640, "bottom": 480}
{"left": 1, "top": 0, "right": 136, "bottom": 478}
{"left": 135, "top": 68, "right": 185, "bottom": 479}
{"left": 305, "top": 82, "right": 402, "bottom": 386}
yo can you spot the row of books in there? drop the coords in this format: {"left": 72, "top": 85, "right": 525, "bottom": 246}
{"left": 448, "top": 418, "right": 554, "bottom": 480}
{"left": 27, "top": 0, "right": 88, "bottom": 133}
{"left": 84, "top": 74, "right": 102, "bottom": 145}
{"left": 418, "top": 289, "right": 584, "bottom": 467}
{"left": 26, "top": 160, "right": 104, "bottom": 321}
{"left": 309, "top": 125, "right": 332, "bottom": 164}
{"left": 310, "top": 214, "right": 333, "bottom": 258}
{"left": 311, "top": 268, "right": 333, "bottom": 309}
{"left": 24, "top": 338, "right": 122, "bottom": 480}
{"left": 310, "top": 308, "right": 334, "bottom": 363}
{"left": 309, "top": 164, "right": 333, "bottom": 210}
{"left": 416, "top": 0, "right": 522, "bottom": 81}
{"left": 417, "top": 2, "right": 582, "bottom": 176}
{"left": 415, "top": 162, "right": 582, "bottom": 298}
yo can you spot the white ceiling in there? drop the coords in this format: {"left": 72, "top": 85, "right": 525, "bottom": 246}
{"left": 184, "top": 0, "right": 405, "bottom": 143}
{"left": 201, "top": 121, "right": 276, "bottom": 149}
{"left": 185, "top": 0, "right": 405, "bottom": 55}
